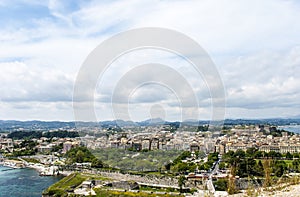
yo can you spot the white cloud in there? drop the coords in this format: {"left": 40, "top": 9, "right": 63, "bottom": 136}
{"left": 1, "top": 0, "right": 300, "bottom": 120}
{"left": 224, "top": 47, "right": 300, "bottom": 110}
{"left": 0, "top": 61, "right": 73, "bottom": 102}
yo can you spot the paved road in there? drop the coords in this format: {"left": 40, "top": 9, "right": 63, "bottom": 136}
{"left": 206, "top": 158, "right": 220, "bottom": 194}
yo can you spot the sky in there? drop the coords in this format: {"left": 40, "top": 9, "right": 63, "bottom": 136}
{"left": 0, "top": 0, "right": 300, "bottom": 121}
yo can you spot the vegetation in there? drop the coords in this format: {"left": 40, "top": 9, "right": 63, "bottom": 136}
{"left": 178, "top": 175, "right": 186, "bottom": 192}
{"left": 198, "top": 152, "right": 218, "bottom": 171}
{"left": 43, "top": 172, "right": 111, "bottom": 196}
{"left": 44, "top": 173, "right": 87, "bottom": 196}
{"left": 260, "top": 126, "right": 294, "bottom": 137}
{"left": 221, "top": 148, "right": 299, "bottom": 179}
{"left": 92, "top": 148, "right": 181, "bottom": 172}
{"left": 167, "top": 151, "right": 196, "bottom": 173}
{"left": 10, "top": 139, "right": 38, "bottom": 156}
{"left": 93, "top": 188, "right": 183, "bottom": 197}
{"left": 65, "top": 146, "right": 106, "bottom": 168}
{"left": 197, "top": 125, "right": 209, "bottom": 132}
{"left": 22, "top": 157, "right": 40, "bottom": 163}
{"left": 165, "top": 151, "right": 217, "bottom": 175}
{"left": 52, "top": 143, "right": 63, "bottom": 152}
{"left": 214, "top": 179, "right": 228, "bottom": 191}
{"left": 44, "top": 172, "right": 182, "bottom": 197}
{"left": 7, "top": 130, "right": 79, "bottom": 140}
{"left": 220, "top": 148, "right": 300, "bottom": 193}
{"left": 43, "top": 131, "right": 79, "bottom": 138}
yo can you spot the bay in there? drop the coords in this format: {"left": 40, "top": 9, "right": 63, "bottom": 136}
{"left": 0, "top": 165, "right": 62, "bottom": 197}
{"left": 279, "top": 125, "right": 300, "bottom": 134}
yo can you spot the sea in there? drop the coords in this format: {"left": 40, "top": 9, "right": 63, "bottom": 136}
{"left": 279, "top": 125, "right": 300, "bottom": 134}
{"left": 0, "top": 165, "right": 62, "bottom": 197}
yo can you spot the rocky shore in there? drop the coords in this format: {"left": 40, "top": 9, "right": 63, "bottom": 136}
{"left": 0, "top": 158, "right": 68, "bottom": 176}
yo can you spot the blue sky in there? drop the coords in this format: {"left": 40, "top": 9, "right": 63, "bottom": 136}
{"left": 1, "top": 0, "right": 300, "bottom": 121}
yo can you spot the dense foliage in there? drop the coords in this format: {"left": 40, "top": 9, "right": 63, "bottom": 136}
{"left": 260, "top": 125, "right": 294, "bottom": 137}
{"left": 214, "top": 179, "right": 228, "bottom": 191}
{"left": 65, "top": 146, "right": 105, "bottom": 168}
{"left": 93, "top": 148, "right": 182, "bottom": 172}
{"left": 7, "top": 130, "right": 79, "bottom": 139}
{"left": 165, "top": 151, "right": 217, "bottom": 174}
{"left": 221, "top": 148, "right": 299, "bottom": 178}
{"left": 197, "top": 125, "right": 209, "bottom": 132}
{"left": 11, "top": 139, "right": 38, "bottom": 156}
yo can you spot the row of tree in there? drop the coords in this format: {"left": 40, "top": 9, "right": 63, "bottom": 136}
{"left": 221, "top": 149, "right": 300, "bottom": 178}
{"left": 7, "top": 130, "right": 79, "bottom": 139}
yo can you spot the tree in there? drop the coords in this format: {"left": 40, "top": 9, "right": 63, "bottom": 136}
{"left": 178, "top": 175, "right": 186, "bottom": 192}
{"left": 65, "top": 146, "right": 103, "bottom": 165}
{"left": 219, "top": 162, "right": 226, "bottom": 170}
{"left": 263, "top": 159, "right": 272, "bottom": 187}
{"left": 253, "top": 151, "right": 263, "bottom": 159}
{"left": 197, "top": 125, "right": 209, "bottom": 132}
{"left": 76, "top": 150, "right": 84, "bottom": 163}
{"left": 246, "top": 148, "right": 258, "bottom": 158}
{"left": 208, "top": 152, "right": 219, "bottom": 162}
{"left": 268, "top": 151, "right": 281, "bottom": 159}
{"left": 286, "top": 152, "right": 293, "bottom": 159}
{"left": 273, "top": 160, "right": 287, "bottom": 177}
{"left": 234, "top": 149, "right": 246, "bottom": 158}
{"left": 91, "top": 158, "right": 104, "bottom": 168}
{"left": 214, "top": 179, "right": 228, "bottom": 191}
{"left": 227, "top": 165, "right": 237, "bottom": 194}
{"left": 293, "top": 153, "right": 300, "bottom": 159}
{"left": 292, "top": 159, "right": 300, "bottom": 172}
{"left": 254, "top": 160, "right": 264, "bottom": 177}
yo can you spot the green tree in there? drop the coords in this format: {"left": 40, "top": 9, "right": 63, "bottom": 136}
{"left": 263, "top": 159, "right": 272, "bottom": 187}
{"left": 91, "top": 158, "right": 104, "bottom": 168}
{"left": 293, "top": 153, "right": 299, "bottom": 159}
{"left": 254, "top": 160, "right": 264, "bottom": 177}
{"left": 273, "top": 160, "right": 287, "bottom": 177}
{"left": 75, "top": 150, "right": 84, "bottom": 163}
{"left": 178, "top": 175, "right": 186, "bottom": 192}
{"left": 219, "top": 162, "right": 226, "bottom": 170}
{"left": 292, "top": 159, "right": 300, "bottom": 172}
{"left": 214, "top": 179, "right": 228, "bottom": 191}
{"left": 246, "top": 148, "right": 258, "bottom": 158}
{"left": 286, "top": 152, "right": 293, "bottom": 159}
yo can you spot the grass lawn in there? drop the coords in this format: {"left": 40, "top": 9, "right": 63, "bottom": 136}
{"left": 43, "top": 172, "right": 112, "bottom": 196}
{"left": 93, "top": 188, "right": 184, "bottom": 197}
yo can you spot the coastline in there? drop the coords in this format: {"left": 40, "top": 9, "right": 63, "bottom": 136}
{"left": 0, "top": 158, "right": 71, "bottom": 176}
{"left": 0, "top": 165, "right": 63, "bottom": 197}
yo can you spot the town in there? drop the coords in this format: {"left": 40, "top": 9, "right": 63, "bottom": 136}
{"left": 1, "top": 120, "right": 300, "bottom": 196}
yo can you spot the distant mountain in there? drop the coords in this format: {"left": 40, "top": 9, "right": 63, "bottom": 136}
{"left": 2, "top": 118, "right": 300, "bottom": 132}
{"left": 290, "top": 114, "right": 300, "bottom": 119}
{"left": 100, "top": 120, "right": 137, "bottom": 127}
{"left": 138, "top": 118, "right": 166, "bottom": 126}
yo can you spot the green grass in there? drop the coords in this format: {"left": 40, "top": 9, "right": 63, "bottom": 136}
{"left": 44, "top": 172, "right": 183, "bottom": 196}
{"left": 93, "top": 188, "right": 183, "bottom": 197}
{"left": 283, "top": 160, "right": 293, "bottom": 166}
{"left": 139, "top": 186, "right": 175, "bottom": 192}
{"left": 43, "top": 172, "right": 112, "bottom": 196}
{"left": 43, "top": 173, "right": 86, "bottom": 196}
{"left": 22, "top": 157, "right": 39, "bottom": 163}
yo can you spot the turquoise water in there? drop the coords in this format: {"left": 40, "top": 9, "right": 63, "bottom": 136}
{"left": 0, "top": 166, "right": 62, "bottom": 197}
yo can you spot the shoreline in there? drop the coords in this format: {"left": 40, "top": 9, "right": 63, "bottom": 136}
{"left": 0, "top": 158, "right": 71, "bottom": 176}
{"left": 0, "top": 162, "right": 63, "bottom": 197}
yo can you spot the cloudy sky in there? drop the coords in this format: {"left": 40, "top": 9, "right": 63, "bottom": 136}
{"left": 1, "top": 0, "right": 300, "bottom": 121}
